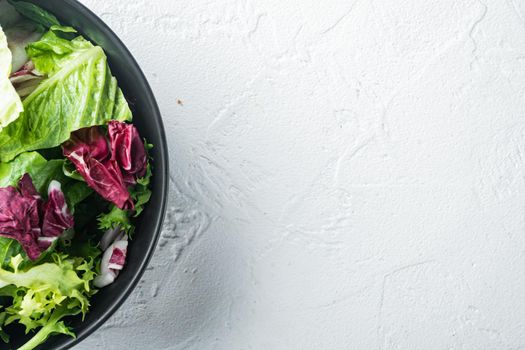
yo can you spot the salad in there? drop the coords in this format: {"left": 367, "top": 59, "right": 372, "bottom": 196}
{"left": 0, "top": 1, "right": 153, "bottom": 349}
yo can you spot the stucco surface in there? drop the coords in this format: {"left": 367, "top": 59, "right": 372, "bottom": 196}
{"left": 75, "top": 0, "right": 525, "bottom": 349}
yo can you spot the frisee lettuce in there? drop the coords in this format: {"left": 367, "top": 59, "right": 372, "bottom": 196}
{"left": 131, "top": 159, "right": 152, "bottom": 217}
{"left": 0, "top": 253, "right": 95, "bottom": 349}
{"left": 98, "top": 205, "right": 133, "bottom": 234}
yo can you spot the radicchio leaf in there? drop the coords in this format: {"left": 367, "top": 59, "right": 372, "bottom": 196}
{"left": 18, "top": 173, "right": 42, "bottom": 201}
{"left": 62, "top": 127, "right": 133, "bottom": 210}
{"left": 67, "top": 125, "right": 110, "bottom": 161}
{"left": 41, "top": 181, "right": 74, "bottom": 238}
{"left": 0, "top": 184, "right": 41, "bottom": 260}
{"left": 18, "top": 173, "right": 44, "bottom": 230}
{"left": 0, "top": 175, "right": 74, "bottom": 260}
{"left": 108, "top": 120, "right": 147, "bottom": 185}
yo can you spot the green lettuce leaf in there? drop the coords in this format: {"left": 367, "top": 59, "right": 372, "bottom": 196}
{"left": 0, "top": 151, "right": 45, "bottom": 187}
{"left": 0, "top": 26, "right": 131, "bottom": 162}
{"left": 0, "top": 24, "right": 23, "bottom": 131}
{"left": 26, "top": 25, "right": 89, "bottom": 75}
{"left": 0, "top": 238, "right": 22, "bottom": 269}
{"left": 7, "top": 0, "right": 60, "bottom": 30}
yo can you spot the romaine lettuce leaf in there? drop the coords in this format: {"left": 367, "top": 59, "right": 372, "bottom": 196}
{"left": 0, "top": 24, "right": 23, "bottom": 131}
{"left": 0, "top": 151, "right": 44, "bottom": 187}
{"left": 0, "top": 26, "right": 131, "bottom": 162}
{"left": 26, "top": 25, "right": 88, "bottom": 75}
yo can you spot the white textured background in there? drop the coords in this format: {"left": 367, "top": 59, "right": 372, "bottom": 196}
{"left": 75, "top": 0, "right": 525, "bottom": 349}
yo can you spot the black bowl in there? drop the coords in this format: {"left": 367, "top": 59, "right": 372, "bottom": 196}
{"left": 6, "top": 1, "right": 169, "bottom": 349}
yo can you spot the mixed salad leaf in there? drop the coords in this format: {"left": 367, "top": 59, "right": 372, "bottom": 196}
{"left": 0, "top": 24, "right": 132, "bottom": 163}
{"left": 0, "top": 1, "right": 153, "bottom": 349}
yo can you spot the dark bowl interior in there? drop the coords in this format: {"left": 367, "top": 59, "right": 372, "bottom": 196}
{"left": 5, "top": 1, "right": 169, "bottom": 349}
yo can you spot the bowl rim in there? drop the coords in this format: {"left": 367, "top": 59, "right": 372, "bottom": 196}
{"left": 21, "top": 0, "right": 169, "bottom": 348}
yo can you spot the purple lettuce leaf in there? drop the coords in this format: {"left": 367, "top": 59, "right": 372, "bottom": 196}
{"left": 62, "top": 127, "right": 133, "bottom": 210}
{"left": 41, "top": 181, "right": 74, "bottom": 239}
{"left": 108, "top": 120, "right": 147, "bottom": 185}
{"left": 0, "top": 174, "right": 74, "bottom": 260}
